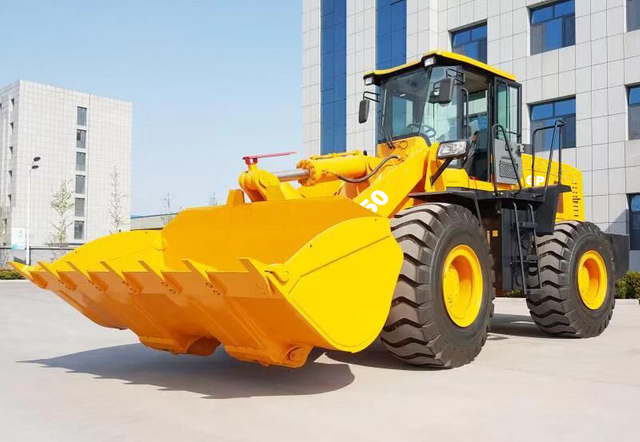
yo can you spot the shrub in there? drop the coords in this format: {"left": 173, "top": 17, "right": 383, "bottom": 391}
{"left": 615, "top": 271, "right": 640, "bottom": 300}
{"left": 0, "top": 268, "right": 24, "bottom": 280}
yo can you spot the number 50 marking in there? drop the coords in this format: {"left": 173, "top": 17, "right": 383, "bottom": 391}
{"left": 360, "top": 190, "right": 389, "bottom": 213}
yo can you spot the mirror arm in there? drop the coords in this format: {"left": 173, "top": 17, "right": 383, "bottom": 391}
{"left": 430, "top": 158, "right": 454, "bottom": 186}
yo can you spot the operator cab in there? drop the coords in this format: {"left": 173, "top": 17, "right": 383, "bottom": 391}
{"left": 359, "top": 51, "right": 522, "bottom": 186}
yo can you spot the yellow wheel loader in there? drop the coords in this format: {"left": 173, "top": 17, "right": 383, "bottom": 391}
{"left": 13, "top": 51, "right": 630, "bottom": 368}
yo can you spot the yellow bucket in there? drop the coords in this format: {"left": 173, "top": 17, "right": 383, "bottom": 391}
{"left": 13, "top": 196, "right": 402, "bottom": 367}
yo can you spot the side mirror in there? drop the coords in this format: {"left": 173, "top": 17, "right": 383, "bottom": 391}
{"left": 429, "top": 77, "right": 455, "bottom": 104}
{"left": 358, "top": 98, "right": 370, "bottom": 124}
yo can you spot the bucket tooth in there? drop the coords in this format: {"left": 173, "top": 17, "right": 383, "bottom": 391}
{"left": 10, "top": 262, "right": 47, "bottom": 289}
{"left": 207, "top": 258, "right": 273, "bottom": 299}
{"left": 99, "top": 260, "right": 141, "bottom": 294}
{"left": 120, "top": 260, "right": 175, "bottom": 296}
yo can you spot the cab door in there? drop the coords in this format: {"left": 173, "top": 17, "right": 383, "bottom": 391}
{"left": 491, "top": 78, "right": 523, "bottom": 186}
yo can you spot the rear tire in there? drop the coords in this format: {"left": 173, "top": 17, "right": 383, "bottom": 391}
{"left": 381, "top": 203, "right": 494, "bottom": 368}
{"left": 526, "top": 221, "right": 615, "bottom": 337}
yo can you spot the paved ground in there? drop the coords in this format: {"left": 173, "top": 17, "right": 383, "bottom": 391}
{"left": 1, "top": 281, "right": 639, "bottom": 441}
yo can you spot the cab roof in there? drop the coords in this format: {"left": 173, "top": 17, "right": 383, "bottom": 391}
{"left": 364, "top": 50, "right": 517, "bottom": 82}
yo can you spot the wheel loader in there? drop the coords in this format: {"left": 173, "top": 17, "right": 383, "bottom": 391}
{"left": 13, "top": 51, "right": 630, "bottom": 368}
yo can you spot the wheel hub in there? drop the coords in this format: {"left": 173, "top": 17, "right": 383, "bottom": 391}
{"left": 577, "top": 250, "right": 607, "bottom": 310}
{"left": 442, "top": 245, "right": 483, "bottom": 327}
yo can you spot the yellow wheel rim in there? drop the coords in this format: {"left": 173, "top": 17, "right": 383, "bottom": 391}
{"left": 442, "top": 245, "right": 483, "bottom": 327}
{"left": 577, "top": 250, "right": 608, "bottom": 310}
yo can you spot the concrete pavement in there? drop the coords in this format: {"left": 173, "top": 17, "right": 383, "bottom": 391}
{"left": 1, "top": 280, "right": 639, "bottom": 441}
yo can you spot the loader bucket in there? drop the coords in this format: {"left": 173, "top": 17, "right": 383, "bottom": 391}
{"left": 13, "top": 196, "right": 403, "bottom": 367}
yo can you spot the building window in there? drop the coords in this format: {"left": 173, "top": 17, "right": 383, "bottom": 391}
{"left": 9, "top": 98, "right": 14, "bottom": 112}
{"left": 9, "top": 122, "right": 13, "bottom": 135}
{"left": 8, "top": 146, "right": 13, "bottom": 158}
{"left": 321, "top": 0, "right": 347, "bottom": 155}
{"left": 629, "top": 0, "right": 640, "bottom": 31}
{"left": 451, "top": 23, "right": 488, "bottom": 63}
{"left": 530, "top": 0, "right": 575, "bottom": 55}
{"left": 629, "top": 194, "right": 640, "bottom": 250}
{"left": 75, "top": 198, "right": 85, "bottom": 217}
{"left": 77, "top": 129, "right": 86, "bottom": 149}
{"left": 629, "top": 85, "right": 640, "bottom": 140}
{"left": 75, "top": 175, "right": 86, "bottom": 194}
{"left": 8, "top": 170, "right": 12, "bottom": 185}
{"left": 74, "top": 220, "right": 85, "bottom": 241}
{"left": 377, "top": 0, "right": 407, "bottom": 69}
{"left": 530, "top": 97, "right": 576, "bottom": 151}
{"left": 76, "top": 152, "right": 86, "bottom": 171}
{"left": 77, "top": 107, "right": 87, "bottom": 126}
{"left": 7, "top": 195, "right": 12, "bottom": 206}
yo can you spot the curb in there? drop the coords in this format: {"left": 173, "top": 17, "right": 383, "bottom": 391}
{"left": 496, "top": 297, "right": 639, "bottom": 305}
{"left": 616, "top": 299, "right": 640, "bottom": 305}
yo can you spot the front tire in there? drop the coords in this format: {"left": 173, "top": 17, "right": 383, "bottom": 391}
{"left": 526, "top": 221, "right": 615, "bottom": 337}
{"left": 381, "top": 203, "right": 494, "bottom": 368}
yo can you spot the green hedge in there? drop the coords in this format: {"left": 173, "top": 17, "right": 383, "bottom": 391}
{"left": 615, "top": 271, "right": 640, "bottom": 300}
{"left": 0, "top": 268, "right": 24, "bottom": 280}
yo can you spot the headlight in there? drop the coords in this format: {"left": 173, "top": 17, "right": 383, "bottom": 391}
{"left": 423, "top": 56, "right": 435, "bottom": 68}
{"left": 364, "top": 75, "right": 375, "bottom": 85}
{"left": 437, "top": 140, "right": 469, "bottom": 159}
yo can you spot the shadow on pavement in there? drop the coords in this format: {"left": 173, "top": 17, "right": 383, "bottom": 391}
{"left": 324, "top": 339, "right": 445, "bottom": 371}
{"left": 490, "top": 313, "right": 556, "bottom": 339}
{"left": 21, "top": 344, "right": 354, "bottom": 399}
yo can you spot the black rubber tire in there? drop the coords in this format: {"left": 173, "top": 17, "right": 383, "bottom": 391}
{"left": 380, "top": 203, "right": 495, "bottom": 368}
{"left": 526, "top": 221, "right": 615, "bottom": 337}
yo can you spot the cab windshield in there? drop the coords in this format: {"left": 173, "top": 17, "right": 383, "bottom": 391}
{"left": 377, "top": 66, "right": 462, "bottom": 145}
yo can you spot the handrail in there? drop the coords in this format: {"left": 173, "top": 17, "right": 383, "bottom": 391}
{"left": 530, "top": 119, "right": 565, "bottom": 193}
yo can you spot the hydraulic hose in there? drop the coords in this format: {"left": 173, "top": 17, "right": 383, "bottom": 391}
{"left": 336, "top": 155, "right": 399, "bottom": 184}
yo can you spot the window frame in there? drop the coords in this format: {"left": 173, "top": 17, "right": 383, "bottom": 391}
{"left": 451, "top": 22, "right": 488, "bottom": 63}
{"left": 76, "top": 129, "right": 87, "bottom": 149}
{"left": 530, "top": 0, "right": 575, "bottom": 55}
{"left": 75, "top": 197, "right": 86, "bottom": 218}
{"left": 77, "top": 106, "right": 87, "bottom": 126}
{"left": 530, "top": 97, "right": 577, "bottom": 152}
{"left": 74, "top": 220, "right": 85, "bottom": 241}
{"left": 629, "top": 0, "right": 640, "bottom": 32}
{"left": 629, "top": 194, "right": 640, "bottom": 250}
{"left": 76, "top": 152, "right": 86, "bottom": 172}
{"left": 75, "top": 175, "right": 86, "bottom": 194}
{"left": 628, "top": 84, "right": 640, "bottom": 141}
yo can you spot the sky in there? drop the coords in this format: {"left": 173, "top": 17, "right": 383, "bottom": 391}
{"left": 0, "top": 0, "right": 303, "bottom": 215}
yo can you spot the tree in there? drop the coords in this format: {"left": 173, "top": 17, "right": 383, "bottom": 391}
{"left": 109, "top": 167, "right": 127, "bottom": 233}
{"left": 49, "top": 180, "right": 74, "bottom": 248}
{"left": 208, "top": 193, "right": 218, "bottom": 206}
{"left": 160, "top": 192, "right": 178, "bottom": 226}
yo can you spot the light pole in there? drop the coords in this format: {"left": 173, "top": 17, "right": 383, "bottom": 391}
{"left": 26, "top": 156, "right": 41, "bottom": 265}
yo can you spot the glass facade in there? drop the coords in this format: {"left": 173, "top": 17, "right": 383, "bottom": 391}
{"left": 376, "top": 0, "right": 406, "bottom": 70}
{"left": 629, "top": 0, "right": 640, "bottom": 32}
{"left": 530, "top": 0, "right": 575, "bottom": 55}
{"left": 451, "top": 23, "right": 487, "bottom": 63}
{"left": 321, "top": 0, "right": 347, "bottom": 154}
{"left": 530, "top": 97, "right": 576, "bottom": 151}
{"left": 629, "top": 85, "right": 640, "bottom": 140}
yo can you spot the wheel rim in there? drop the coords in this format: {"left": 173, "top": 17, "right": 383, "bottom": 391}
{"left": 442, "top": 245, "right": 483, "bottom": 327}
{"left": 577, "top": 250, "right": 608, "bottom": 310}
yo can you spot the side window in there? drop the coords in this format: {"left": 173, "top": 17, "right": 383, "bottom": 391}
{"left": 496, "top": 81, "right": 520, "bottom": 143}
